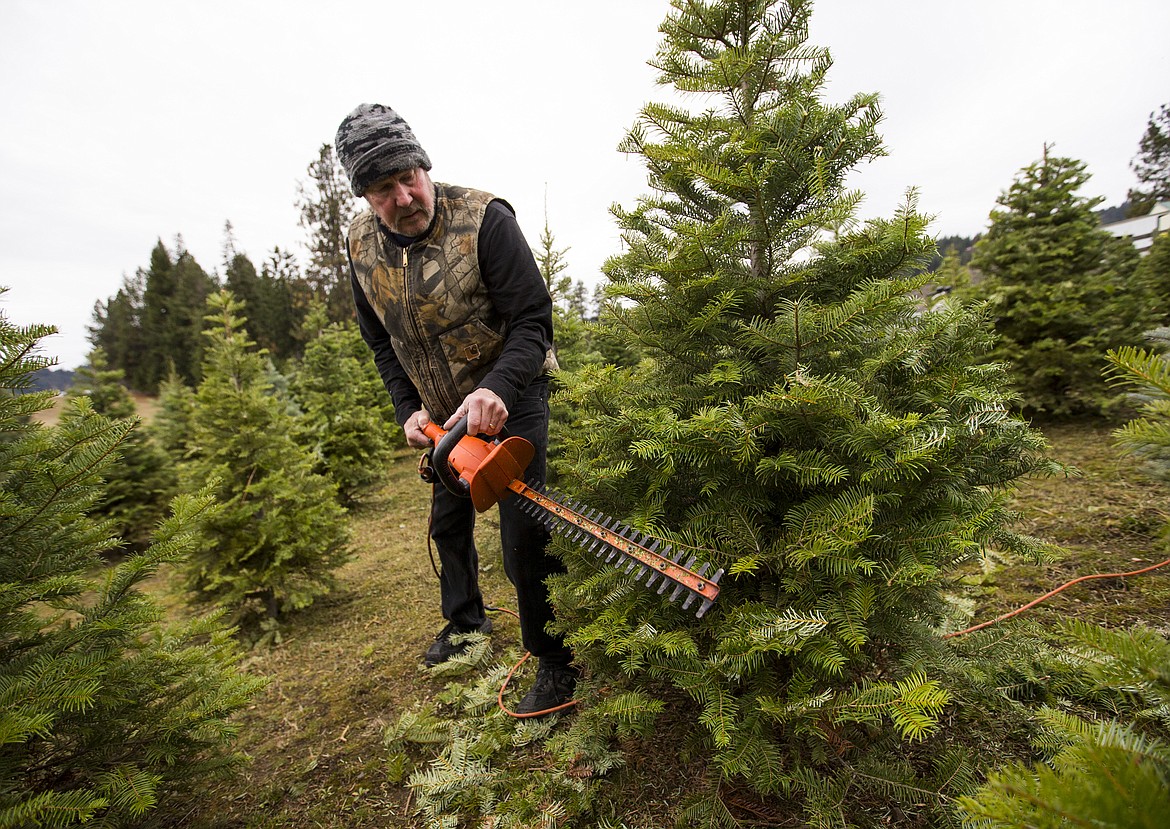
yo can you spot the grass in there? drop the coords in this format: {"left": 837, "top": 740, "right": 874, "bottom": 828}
{"left": 978, "top": 422, "right": 1170, "bottom": 632}
{"left": 151, "top": 422, "right": 1170, "bottom": 828}
{"left": 166, "top": 447, "right": 523, "bottom": 827}
{"left": 29, "top": 391, "right": 159, "bottom": 428}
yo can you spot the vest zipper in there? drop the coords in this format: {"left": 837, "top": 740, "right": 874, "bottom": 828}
{"left": 400, "top": 244, "right": 451, "bottom": 415}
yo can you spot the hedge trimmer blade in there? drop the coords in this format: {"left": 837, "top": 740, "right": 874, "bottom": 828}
{"left": 511, "top": 480, "right": 722, "bottom": 617}
{"left": 420, "top": 417, "right": 723, "bottom": 617}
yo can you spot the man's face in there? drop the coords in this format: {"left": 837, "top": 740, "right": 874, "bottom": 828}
{"left": 364, "top": 167, "right": 435, "bottom": 236}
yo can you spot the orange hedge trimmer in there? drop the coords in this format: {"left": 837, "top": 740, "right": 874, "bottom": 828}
{"left": 418, "top": 416, "right": 723, "bottom": 618}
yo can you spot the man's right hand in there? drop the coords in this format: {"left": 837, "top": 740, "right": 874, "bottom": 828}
{"left": 404, "top": 410, "right": 433, "bottom": 449}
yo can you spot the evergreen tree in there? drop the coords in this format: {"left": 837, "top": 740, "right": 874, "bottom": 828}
{"left": 965, "top": 148, "right": 1151, "bottom": 418}
{"left": 66, "top": 348, "right": 176, "bottom": 553}
{"left": 1107, "top": 325, "right": 1170, "bottom": 487}
{"left": 923, "top": 247, "right": 971, "bottom": 311}
{"left": 152, "top": 365, "right": 197, "bottom": 463}
{"left": 928, "top": 234, "right": 979, "bottom": 271}
{"left": 180, "top": 290, "right": 349, "bottom": 624}
{"left": 1128, "top": 102, "right": 1170, "bottom": 216}
{"left": 88, "top": 272, "right": 145, "bottom": 391}
{"left": 258, "top": 246, "right": 306, "bottom": 362}
{"left": 1134, "top": 230, "right": 1170, "bottom": 325}
{"left": 222, "top": 222, "right": 264, "bottom": 342}
{"left": 104, "top": 240, "right": 219, "bottom": 393}
{"left": 0, "top": 302, "right": 264, "bottom": 827}
{"left": 534, "top": 218, "right": 593, "bottom": 371}
{"left": 958, "top": 621, "right": 1170, "bottom": 829}
{"left": 288, "top": 303, "right": 402, "bottom": 506}
{"left": 547, "top": 1, "right": 1058, "bottom": 823}
{"left": 296, "top": 143, "right": 356, "bottom": 324}
{"left": 224, "top": 250, "right": 262, "bottom": 342}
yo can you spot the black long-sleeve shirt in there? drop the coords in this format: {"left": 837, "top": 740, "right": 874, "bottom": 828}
{"left": 351, "top": 198, "right": 553, "bottom": 427}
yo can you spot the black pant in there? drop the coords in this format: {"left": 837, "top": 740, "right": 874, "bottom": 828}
{"left": 429, "top": 379, "right": 571, "bottom": 664}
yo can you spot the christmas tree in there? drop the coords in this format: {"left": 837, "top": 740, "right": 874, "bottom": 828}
{"left": 288, "top": 304, "right": 402, "bottom": 506}
{"left": 65, "top": 348, "right": 176, "bottom": 552}
{"left": 0, "top": 299, "right": 264, "bottom": 827}
{"left": 548, "top": 0, "right": 1059, "bottom": 821}
{"left": 965, "top": 148, "right": 1150, "bottom": 418}
{"left": 180, "top": 291, "right": 350, "bottom": 625}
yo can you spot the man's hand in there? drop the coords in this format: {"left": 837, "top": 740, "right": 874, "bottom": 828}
{"left": 404, "top": 410, "right": 434, "bottom": 449}
{"left": 444, "top": 388, "right": 508, "bottom": 438}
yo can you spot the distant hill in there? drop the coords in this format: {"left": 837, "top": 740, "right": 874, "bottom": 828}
{"left": 29, "top": 367, "right": 75, "bottom": 392}
{"left": 1096, "top": 202, "right": 1131, "bottom": 224}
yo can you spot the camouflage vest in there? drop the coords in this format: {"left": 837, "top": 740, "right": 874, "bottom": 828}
{"left": 348, "top": 184, "right": 536, "bottom": 421}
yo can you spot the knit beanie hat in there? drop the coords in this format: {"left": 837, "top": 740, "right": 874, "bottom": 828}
{"left": 335, "top": 103, "right": 432, "bottom": 196}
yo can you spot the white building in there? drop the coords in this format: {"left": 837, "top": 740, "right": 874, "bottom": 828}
{"left": 1102, "top": 200, "right": 1170, "bottom": 253}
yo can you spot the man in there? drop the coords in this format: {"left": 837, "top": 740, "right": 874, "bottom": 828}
{"left": 335, "top": 103, "right": 576, "bottom": 715}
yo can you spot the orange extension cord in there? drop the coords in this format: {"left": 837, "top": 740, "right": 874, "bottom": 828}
{"left": 943, "top": 556, "right": 1170, "bottom": 639}
{"left": 425, "top": 490, "right": 578, "bottom": 719}
{"left": 487, "top": 605, "right": 579, "bottom": 719}
{"left": 493, "top": 556, "right": 1170, "bottom": 715}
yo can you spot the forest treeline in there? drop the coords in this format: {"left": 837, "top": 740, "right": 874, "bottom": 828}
{"left": 84, "top": 148, "right": 617, "bottom": 396}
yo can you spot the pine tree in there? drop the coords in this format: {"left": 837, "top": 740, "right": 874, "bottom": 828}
{"left": 534, "top": 218, "right": 593, "bottom": 372}
{"left": 0, "top": 300, "right": 265, "bottom": 827}
{"left": 258, "top": 246, "right": 306, "bottom": 362}
{"left": 1107, "top": 325, "right": 1170, "bottom": 486}
{"left": 222, "top": 222, "right": 263, "bottom": 340}
{"left": 66, "top": 348, "right": 176, "bottom": 553}
{"left": 88, "top": 271, "right": 145, "bottom": 392}
{"left": 297, "top": 143, "right": 356, "bottom": 324}
{"left": 547, "top": 1, "right": 1059, "bottom": 822}
{"left": 180, "top": 290, "right": 350, "bottom": 624}
{"left": 152, "top": 364, "right": 197, "bottom": 463}
{"left": 957, "top": 621, "right": 1170, "bottom": 829}
{"left": 289, "top": 303, "right": 402, "bottom": 506}
{"left": 1128, "top": 103, "right": 1170, "bottom": 216}
{"left": 965, "top": 148, "right": 1151, "bottom": 418}
{"left": 1134, "top": 230, "right": 1170, "bottom": 325}
{"left": 141, "top": 242, "right": 197, "bottom": 391}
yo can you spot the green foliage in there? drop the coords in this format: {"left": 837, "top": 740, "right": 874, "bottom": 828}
{"left": 139, "top": 240, "right": 218, "bottom": 393}
{"left": 179, "top": 290, "right": 350, "bottom": 625}
{"left": 88, "top": 271, "right": 146, "bottom": 397}
{"left": 66, "top": 349, "right": 176, "bottom": 552}
{"left": 384, "top": 644, "right": 604, "bottom": 829}
{"left": 89, "top": 239, "right": 217, "bottom": 393}
{"left": 1107, "top": 325, "right": 1170, "bottom": 505}
{"left": 90, "top": 238, "right": 313, "bottom": 390}
{"left": 0, "top": 301, "right": 265, "bottom": 828}
{"left": 152, "top": 365, "right": 197, "bottom": 463}
{"left": 547, "top": 1, "right": 1061, "bottom": 823}
{"left": 536, "top": 219, "right": 588, "bottom": 371}
{"left": 1128, "top": 103, "right": 1170, "bottom": 215}
{"left": 958, "top": 622, "right": 1170, "bottom": 829}
{"left": 296, "top": 143, "right": 357, "bottom": 324}
{"left": 964, "top": 149, "right": 1152, "bottom": 419}
{"left": 1134, "top": 231, "right": 1170, "bottom": 325}
{"left": 928, "top": 235, "right": 979, "bottom": 272}
{"left": 289, "top": 303, "right": 402, "bottom": 505}
{"left": 221, "top": 230, "right": 304, "bottom": 364}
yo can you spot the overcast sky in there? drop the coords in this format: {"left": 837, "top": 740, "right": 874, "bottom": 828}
{"left": 2, "top": 0, "right": 1167, "bottom": 370}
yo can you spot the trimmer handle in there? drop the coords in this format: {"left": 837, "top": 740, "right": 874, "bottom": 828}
{"left": 424, "top": 416, "right": 472, "bottom": 497}
{"left": 419, "top": 415, "right": 535, "bottom": 513}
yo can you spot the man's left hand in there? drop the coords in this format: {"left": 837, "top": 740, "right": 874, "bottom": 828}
{"left": 445, "top": 388, "right": 508, "bottom": 438}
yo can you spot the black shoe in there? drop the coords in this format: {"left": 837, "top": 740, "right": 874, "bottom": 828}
{"left": 423, "top": 618, "right": 493, "bottom": 667}
{"left": 515, "top": 662, "right": 578, "bottom": 716}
